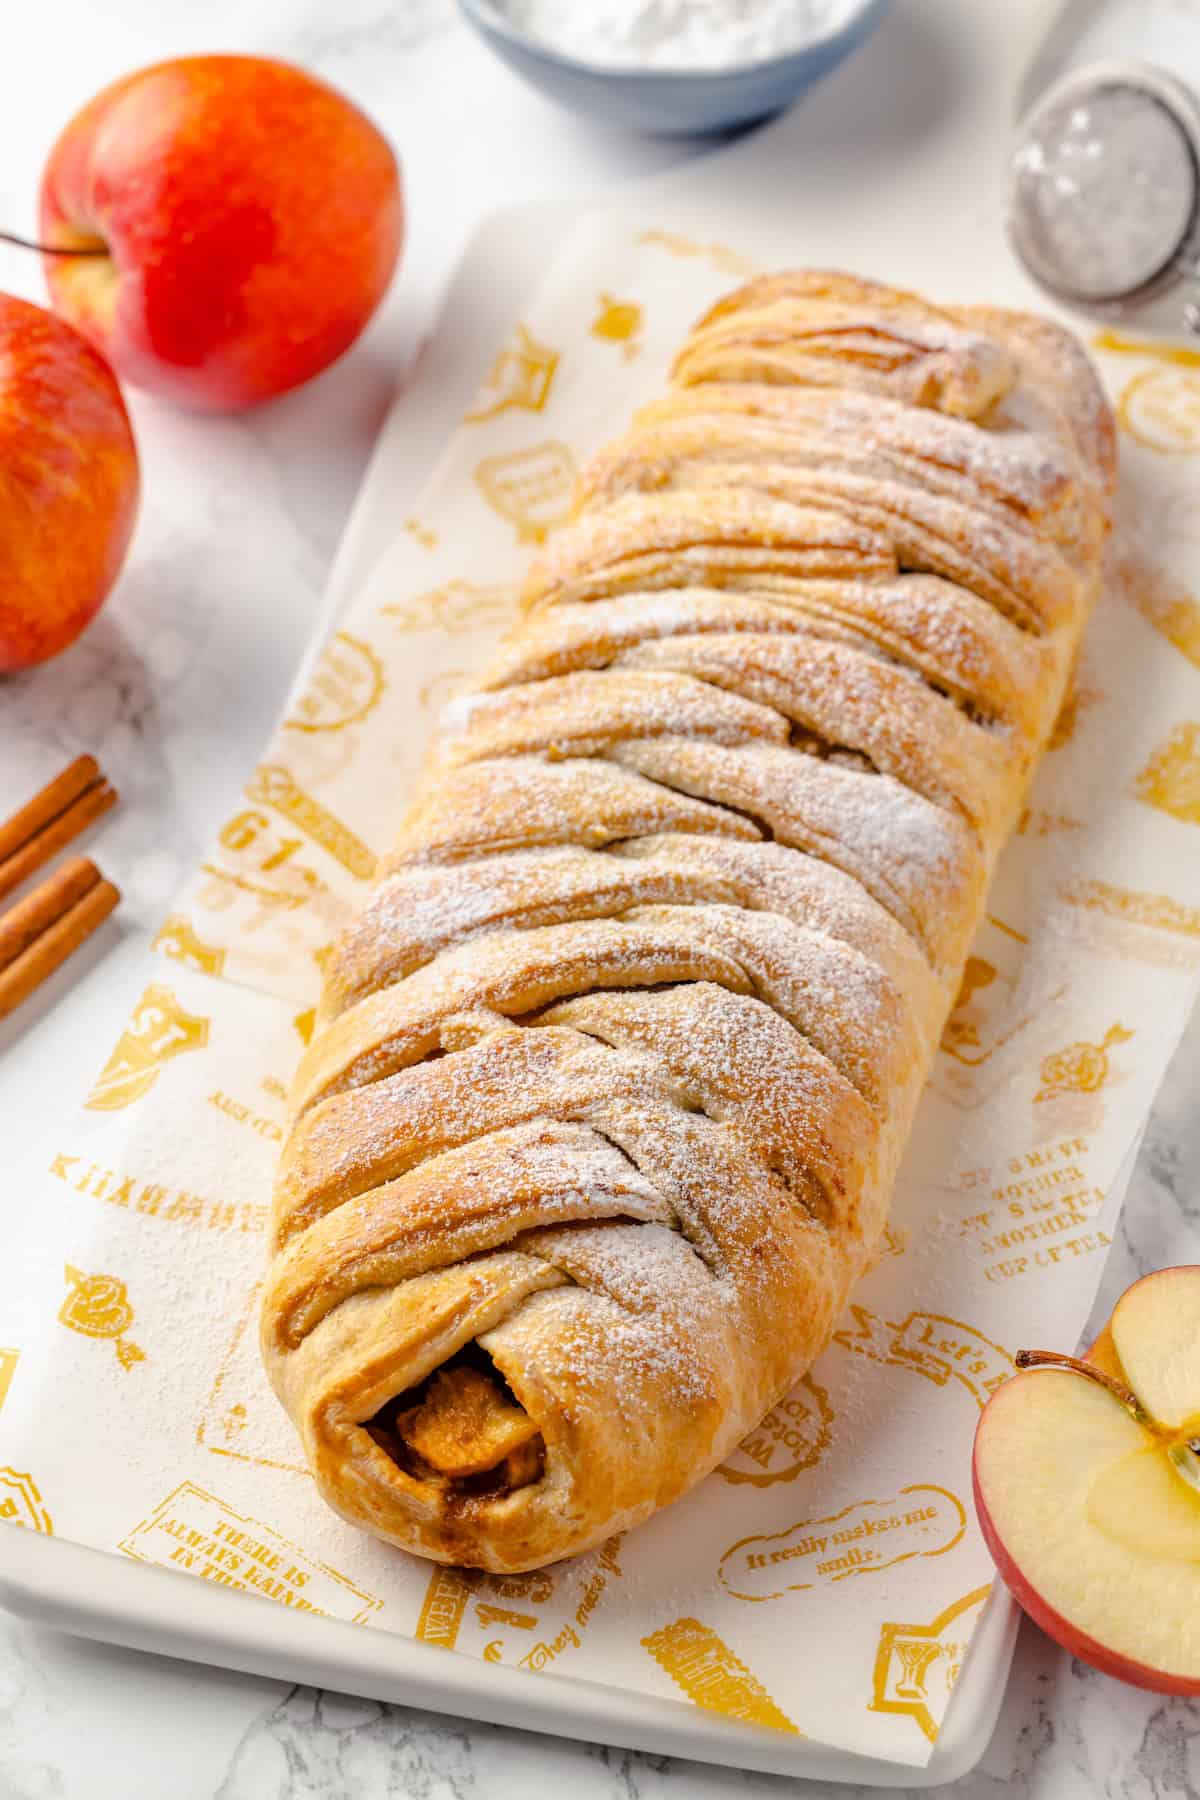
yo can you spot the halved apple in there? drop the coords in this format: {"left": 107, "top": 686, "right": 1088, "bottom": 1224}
{"left": 973, "top": 1266, "right": 1200, "bottom": 1694}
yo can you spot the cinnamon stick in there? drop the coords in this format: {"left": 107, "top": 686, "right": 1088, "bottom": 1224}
{"left": 0, "top": 875, "right": 120, "bottom": 1022}
{"left": 0, "top": 780, "right": 117, "bottom": 902}
{"left": 0, "top": 755, "right": 99, "bottom": 864}
{"left": 0, "top": 857, "right": 101, "bottom": 974}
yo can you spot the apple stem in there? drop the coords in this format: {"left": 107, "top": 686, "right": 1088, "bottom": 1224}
{"left": 1018, "top": 1353, "right": 1200, "bottom": 1503}
{"left": 1014, "top": 1349, "right": 1152, "bottom": 1428}
{"left": 0, "top": 230, "right": 107, "bottom": 258}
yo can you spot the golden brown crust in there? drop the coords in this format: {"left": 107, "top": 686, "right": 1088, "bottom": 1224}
{"left": 262, "top": 270, "right": 1115, "bottom": 1570}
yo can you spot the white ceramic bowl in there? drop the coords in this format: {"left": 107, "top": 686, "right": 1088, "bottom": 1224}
{"left": 457, "top": 0, "right": 892, "bottom": 137}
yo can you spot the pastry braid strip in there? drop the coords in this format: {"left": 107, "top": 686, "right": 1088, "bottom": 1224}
{"left": 263, "top": 270, "right": 1115, "bottom": 1571}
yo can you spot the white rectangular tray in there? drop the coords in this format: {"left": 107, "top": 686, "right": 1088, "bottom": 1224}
{"left": 0, "top": 1525, "right": 1019, "bottom": 1785}
{"left": 0, "top": 205, "right": 1147, "bottom": 1785}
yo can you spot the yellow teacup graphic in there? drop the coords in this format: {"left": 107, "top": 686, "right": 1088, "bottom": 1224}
{"left": 59, "top": 1266, "right": 145, "bottom": 1370}
{"left": 932, "top": 913, "right": 1048, "bottom": 1099}
{"left": 940, "top": 954, "right": 997, "bottom": 1058}
{"left": 465, "top": 323, "right": 560, "bottom": 423}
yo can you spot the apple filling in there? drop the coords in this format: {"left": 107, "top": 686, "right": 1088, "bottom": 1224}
{"left": 367, "top": 1348, "right": 544, "bottom": 1497}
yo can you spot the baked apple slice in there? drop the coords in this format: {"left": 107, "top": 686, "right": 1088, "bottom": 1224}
{"left": 973, "top": 1266, "right": 1200, "bottom": 1694}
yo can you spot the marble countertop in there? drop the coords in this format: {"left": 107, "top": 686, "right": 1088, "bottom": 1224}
{"left": 1, "top": 2, "right": 1198, "bottom": 1794}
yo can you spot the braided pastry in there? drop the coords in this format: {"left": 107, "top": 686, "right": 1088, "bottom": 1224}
{"left": 263, "top": 271, "right": 1116, "bottom": 1571}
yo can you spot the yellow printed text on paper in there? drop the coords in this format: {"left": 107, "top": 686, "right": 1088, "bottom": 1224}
{"left": 835, "top": 1308, "right": 1011, "bottom": 1408}
{"left": 50, "top": 1150, "right": 267, "bottom": 1235}
{"left": 284, "top": 632, "right": 385, "bottom": 735}
{"left": 474, "top": 442, "right": 578, "bottom": 544}
{"left": 719, "top": 1486, "right": 965, "bottom": 1603}
{"left": 152, "top": 916, "right": 227, "bottom": 978}
{"left": 719, "top": 1374, "right": 833, "bottom": 1488}
{"left": 120, "top": 1481, "right": 382, "bottom": 1624}
{"left": 415, "top": 1566, "right": 480, "bottom": 1648}
{"left": 85, "top": 985, "right": 210, "bottom": 1113}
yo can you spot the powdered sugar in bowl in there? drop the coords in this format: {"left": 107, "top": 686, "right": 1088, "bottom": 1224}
{"left": 457, "top": 0, "right": 891, "bottom": 136}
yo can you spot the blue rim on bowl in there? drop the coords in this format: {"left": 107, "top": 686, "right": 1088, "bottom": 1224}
{"left": 456, "top": 0, "right": 892, "bottom": 136}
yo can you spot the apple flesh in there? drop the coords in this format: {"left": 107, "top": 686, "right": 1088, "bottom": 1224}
{"left": 973, "top": 1266, "right": 1200, "bottom": 1694}
{"left": 39, "top": 55, "right": 403, "bottom": 412}
{"left": 0, "top": 295, "right": 139, "bottom": 671}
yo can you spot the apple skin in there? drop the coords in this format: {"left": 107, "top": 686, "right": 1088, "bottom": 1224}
{"left": 0, "top": 294, "right": 139, "bottom": 672}
{"left": 973, "top": 1278, "right": 1200, "bottom": 1698}
{"left": 39, "top": 56, "right": 403, "bottom": 412}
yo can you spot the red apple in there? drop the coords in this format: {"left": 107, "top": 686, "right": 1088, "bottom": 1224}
{"left": 39, "top": 55, "right": 403, "bottom": 412}
{"left": 973, "top": 1266, "right": 1200, "bottom": 1695}
{"left": 0, "top": 295, "right": 139, "bottom": 671}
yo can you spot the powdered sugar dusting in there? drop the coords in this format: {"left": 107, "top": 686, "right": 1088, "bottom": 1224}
{"left": 267, "top": 268, "right": 1113, "bottom": 1564}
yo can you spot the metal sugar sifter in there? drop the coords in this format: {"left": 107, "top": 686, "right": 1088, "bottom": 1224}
{"left": 1010, "top": 60, "right": 1200, "bottom": 330}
